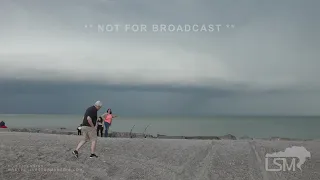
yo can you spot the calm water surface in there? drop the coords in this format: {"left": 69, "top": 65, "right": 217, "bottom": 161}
{"left": 0, "top": 114, "right": 319, "bottom": 139}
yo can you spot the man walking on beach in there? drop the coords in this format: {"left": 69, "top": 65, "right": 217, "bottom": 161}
{"left": 72, "top": 101, "right": 102, "bottom": 158}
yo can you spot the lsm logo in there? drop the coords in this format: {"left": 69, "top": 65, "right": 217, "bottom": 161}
{"left": 265, "top": 146, "right": 311, "bottom": 172}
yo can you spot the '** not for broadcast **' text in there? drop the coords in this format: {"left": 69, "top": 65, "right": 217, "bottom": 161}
{"left": 84, "top": 24, "right": 236, "bottom": 33}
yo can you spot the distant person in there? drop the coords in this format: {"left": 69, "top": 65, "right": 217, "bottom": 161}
{"left": 96, "top": 117, "right": 104, "bottom": 137}
{"left": 102, "top": 108, "right": 117, "bottom": 137}
{"left": 0, "top": 120, "right": 7, "bottom": 128}
{"left": 77, "top": 124, "right": 82, "bottom": 135}
{"left": 72, "top": 101, "right": 102, "bottom": 158}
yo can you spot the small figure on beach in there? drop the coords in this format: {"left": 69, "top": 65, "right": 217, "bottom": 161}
{"left": 0, "top": 120, "right": 7, "bottom": 128}
{"left": 77, "top": 124, "right": 82, "bottom": 135}
{"left": 96, "top": 117, "right": 104, "bottom": 137}
{"left": 102, "top": 108, "right": 117, "bottom": 137}
{"left": 72, "top": 101, "right": 102, "bottom": 158}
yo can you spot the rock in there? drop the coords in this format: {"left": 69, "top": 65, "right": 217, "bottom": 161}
{"left": 156, "top": 134, "right": 166, "bottom": 138}
{"left": 9, "top": 128, "right": 18, "bottom": 132}
{"left": 158, "top": 136, "right": 185, "bottom": 139}
{"left": 185, "top": 136, "right": 220, "bottom": 140}
{"left": 219, "top": 134, "right": 237, "bottom": 140}
{"left": 21, "top": 128, "right": 29, "bottom": 132}
{"left": 240, "top": 135, "right": 253, "bottom": 140}
{"left": 269, "top": 137, "right": 301, "bottom": 141}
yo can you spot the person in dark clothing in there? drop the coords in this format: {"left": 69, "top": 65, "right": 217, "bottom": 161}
{"left": 0, "top": 120, "right": 7, "bottom": 128}
{"left": 77, "top": 124, "right": 82, "bottom": 135}
{"left": 72, "top": 101, "right": 102, "bottom": 158}
{"left": 96, "top": 117, "right": 104, "bottom": 137}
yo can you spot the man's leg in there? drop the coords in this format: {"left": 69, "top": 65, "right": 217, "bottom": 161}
{"left": 91, "top": 140, "right": 96, "bottom": 154}
{"left": 73, "top": 127, "right": 88, "bottom": 158}
{"left": 73, "top": 140, "right": 86, "bottom": 158}
{"left": 89, "top": 127, "right": 98, "bottom": 158}
{"left": 101, "top": 127, "right": 104, "bottom": 137}
{"left": 76, "top": 128, "right": 88, "bottom": 151}
{"left": 76, "top": 140, "right": 86, "bottom": 151}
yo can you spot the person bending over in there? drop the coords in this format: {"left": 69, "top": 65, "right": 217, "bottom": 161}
{"left": 72, "top": 101, "right": 102, "bottom": 158}
{"left": 77, "top": 124, "right": 82, "bottom": 135}
{"left": 96, "top": 117, "right": 104, "bottom": 137}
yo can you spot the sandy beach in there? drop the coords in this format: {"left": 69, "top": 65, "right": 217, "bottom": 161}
{"left": 0, "top": 131, "right": 319, "bottom": 180}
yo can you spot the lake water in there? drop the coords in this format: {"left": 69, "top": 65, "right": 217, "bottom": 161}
{"left": 0, "top": 114, "right": 319, "bottom": 139}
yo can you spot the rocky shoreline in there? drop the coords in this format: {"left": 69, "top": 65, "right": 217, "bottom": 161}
{"left": 2, "top": 127, "right": 311, "bottom": 141}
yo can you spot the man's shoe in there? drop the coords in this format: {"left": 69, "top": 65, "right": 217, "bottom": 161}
{"left": 72, "top": 150, "right": 79, "bottom": 158}
{"left": 90, "top": 154, "right": 98, "bottom": 158}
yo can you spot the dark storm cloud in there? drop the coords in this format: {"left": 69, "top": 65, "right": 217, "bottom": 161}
{"left": 0, "top": 79, "right": 240, "bottom": 115}
{"left": 1, "top": 79, "right": 320, "bottom": 116}
{"left": 0, "top": 0, "right": 320, "bottom": 115}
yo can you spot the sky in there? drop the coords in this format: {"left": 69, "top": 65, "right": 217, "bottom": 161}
{"left": 0, "top": 0, "right": 319, "bottom": 115}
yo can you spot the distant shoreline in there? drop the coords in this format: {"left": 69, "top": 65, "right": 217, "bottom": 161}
{"left": 2, "top": 127, "right": 313, "bottom": 141}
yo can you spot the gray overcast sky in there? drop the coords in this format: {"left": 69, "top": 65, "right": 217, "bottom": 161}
{"left": 0, "top": 0, "right": 319, "bottom": 115}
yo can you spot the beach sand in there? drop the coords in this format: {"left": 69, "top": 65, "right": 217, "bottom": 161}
{"left": 0, "top": 132, "right": 319, "bottom": 180}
